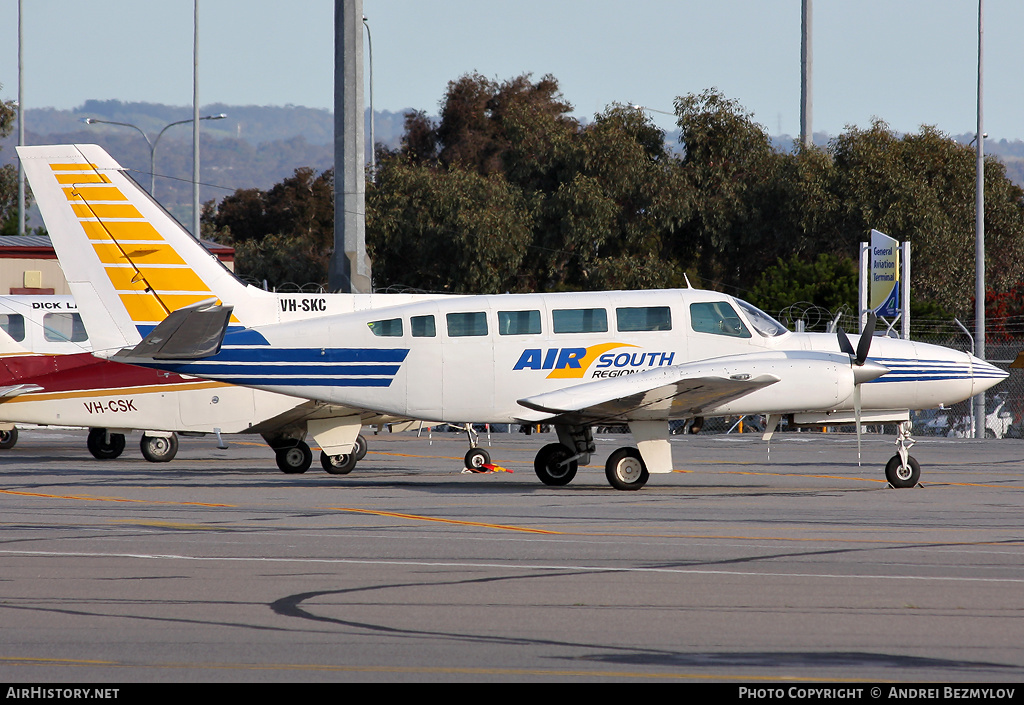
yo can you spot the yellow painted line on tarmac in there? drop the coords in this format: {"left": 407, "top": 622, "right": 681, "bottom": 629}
{"left": 328, "top": 507, "right": 1024, "bottom": 546}
{"left": 331, "top": 506, "right": 561, "bottom": 534}
{"left": 0, "top": 488, "right": 232, "bottom": 508}
{"left": 0, "top": 655, "right": 878, "bottom": 681}
{"left": 110, "top": 520, "right": 221, "bottom": 531}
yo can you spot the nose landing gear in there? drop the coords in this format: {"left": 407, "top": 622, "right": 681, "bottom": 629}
{"left": 885, "top": 420, "right": 921, "bottom": 488}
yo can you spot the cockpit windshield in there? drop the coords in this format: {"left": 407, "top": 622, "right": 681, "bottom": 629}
{"left": 735, "top": 299, "right": 789, "bottom": 337}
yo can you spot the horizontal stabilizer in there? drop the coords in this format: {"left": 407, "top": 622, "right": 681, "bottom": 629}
{"left": 116, "top": 298, "right": 233, "bottom": 361}
{"left": 0, "top": 384, "right": 45, "bottom": 399}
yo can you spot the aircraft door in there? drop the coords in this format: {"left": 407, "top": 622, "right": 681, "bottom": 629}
{"left": 440, "top": 308, "right": 495, "bottom": 422}
{"left": 404, "top": 305, "right": 444, "bottom": 421}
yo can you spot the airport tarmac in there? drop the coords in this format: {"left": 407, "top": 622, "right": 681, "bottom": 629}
{"left": 1, "top": 426, "right": 1023, "bottom": 683}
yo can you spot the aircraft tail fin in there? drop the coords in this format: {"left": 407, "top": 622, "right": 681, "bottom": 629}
{"left": 16, "top": 144, "right": 255, "bottom": 356}
{"left": 0, "top": 327, "right": 30, "bottom": 356}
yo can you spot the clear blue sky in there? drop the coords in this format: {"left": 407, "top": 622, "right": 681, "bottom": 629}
{"left": 2, "top": 0, "right": 1023, "bottom": 140}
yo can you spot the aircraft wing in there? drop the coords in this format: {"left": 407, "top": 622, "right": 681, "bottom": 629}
{"left": 516, "top": 361, "right": 780, "bottom": 425}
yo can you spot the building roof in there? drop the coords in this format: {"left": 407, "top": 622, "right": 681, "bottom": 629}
{"left": 0, "top": 235, "right": 234, "bottom": 261}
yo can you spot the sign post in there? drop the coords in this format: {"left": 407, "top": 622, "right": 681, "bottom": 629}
{"left": 860, "top": 230, "right": 910, "bottom": 339}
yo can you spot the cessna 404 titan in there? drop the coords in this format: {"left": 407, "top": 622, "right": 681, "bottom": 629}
{"left": 18, "top": 144, "right": 1008, "bottom": 490}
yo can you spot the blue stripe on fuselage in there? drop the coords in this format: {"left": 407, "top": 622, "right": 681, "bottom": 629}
{"left": 866, "top": 357, "right": 1001, "bottom": 383}
{"left": 209, "top": 347, "right": 410, "bottom": 364}
{"left": 137, "top": 346, "right": 410, "bottom": 388}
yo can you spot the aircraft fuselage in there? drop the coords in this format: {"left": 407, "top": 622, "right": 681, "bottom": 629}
{"left": 147, "top": 287, "right": 1000, "bottom": 425}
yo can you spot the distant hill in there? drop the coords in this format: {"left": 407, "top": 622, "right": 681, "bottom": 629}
{"left": 0, "top": 101, "right": 410, "bottom": 226}
{"left": 5, "top": 102, "right": 1024, "bottom": 228}
{"left": 21, "top": 99, "right": 413, "bottom": 148}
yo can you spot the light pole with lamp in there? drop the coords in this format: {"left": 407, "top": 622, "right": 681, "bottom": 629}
{"left": 363, "top": 14, "right": 374, "bottom": 178}
{"left": 80, "top": 114, "right": 227, "bottom": 198}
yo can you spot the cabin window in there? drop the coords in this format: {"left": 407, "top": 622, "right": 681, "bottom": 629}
{"left": 411, "top": 315, "right": 436, "bottom": 338}
{"left": 689, "top": 302, "right": 751, "bottom": 339}
{"left": 447, "top": 311, "right": 488, "bottom": 337}
{"left": 42, "top": 312, "right": 89, "bottom": 343}
{"left": 367, "top": 318, "right": 403, "bottom": 337}
{"left": 0, "top": 313, "right": 25, "bottom": 342}
{"left": 498, "top": 310, "right": 541, "bottom": 335}
{"left": 616, "top": 306, "right": 672, "bottom": 332}
{"left": 552, "top": 308, "right": 608, "bottom": 334}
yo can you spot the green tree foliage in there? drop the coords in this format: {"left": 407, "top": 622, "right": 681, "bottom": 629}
{"left": 830, "top": 121, "right": 1024, "bottom": 316}
{"left": 672, "top": 89, "right": 795, "bottom": 287}
{"left": 1, "top": 89, "right": 21, "bottom": 235}
{"left": 367, "top": 161, "right": 532, "bottom": 293}
{"left": 369, "top": 74, "right": 691, "bottom": 293}
{"left": 747, "top": 253, "right": 858, "bottom": 320}
{"left": 203, "top": 167, "right": 334, "bottom": 287}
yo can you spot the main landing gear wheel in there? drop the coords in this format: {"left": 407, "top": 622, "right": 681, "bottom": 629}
{"left": 87, "top": 428, "right": 126, "bottom": 460}
{"left": 140, "top": 434, "right": 179, "bottom": 463}
{"left": 885, "top": 454, "right": 921, "bottom": 488}
{"left": 321, "top": 450, "right": 357, "bottom": 475}
{"left": 275, "top": 441, "right": 312, "bottom": 474}
{"left": 354, "top": 434, "right": 368, "bottom": 461}
{"left": 534, "top": 443, "right": 578, "bottom": 486}
{"left": 605, "top": 447, "right": 649, "bottom": 491}
{"left": 464, "top": 447, "right": 491, "bottom": 472}
{"left": 0, "top": 428, "right": 18, "bottom": 449}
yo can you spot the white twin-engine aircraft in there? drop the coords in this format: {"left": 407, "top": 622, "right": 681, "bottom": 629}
{"left": 19, "top": 144, "right": 1008, "bottom": 490}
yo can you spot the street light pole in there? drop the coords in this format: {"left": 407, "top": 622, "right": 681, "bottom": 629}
{"left": 193, "top": 0, "right": 201, "bottom": 239}
{"left": 17, "top": 0, "right": 25, "bottom": 235}
{"left": 81, "top": 114, "right": 226, "bottom": 197}
{"left": 363, "top": 15, "right": 374, "bottom": 179}
{"left": 975, "top": 0, "right": 986, "bottom": 438}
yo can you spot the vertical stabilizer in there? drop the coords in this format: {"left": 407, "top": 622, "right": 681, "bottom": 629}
{"left": 17, "top": 144, "right": 257, "bottom": 356}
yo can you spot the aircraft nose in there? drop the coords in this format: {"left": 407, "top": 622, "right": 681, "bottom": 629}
{"left": 970, "top": 354, "right": 1008, "bottom": 396}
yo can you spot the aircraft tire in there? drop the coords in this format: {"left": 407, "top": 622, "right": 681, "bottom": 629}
{"left": 0, "top": 428, "right": 18, "bottom": 449}
{"left": 885, "top": 454, "right": 921, "bottom": 488}
{"left": 87, "top": 428, "right": 126, "bottom": 460}
{"left": 534, "top": 443, "right": 577, "bottom": 486}
{"left": 276, "top": 442, "right": 312, "bottom": 474}
{"left": 354, "top": 434, "right": 368, "bottom": 461}
{"left": 464, "top": 447, "right": 490, "bottom": 471}
{"left": 605, "top": 447, "right": 649, "bottom": 491}
{"left": 140, "top": 433, "right": 179, "bottom": 463}
{"left": 321, "top": 450, "right": 357, "bottom": 474}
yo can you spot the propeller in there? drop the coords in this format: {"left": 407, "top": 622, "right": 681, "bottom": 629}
{"left": 837, "top": 312, "right": 887, "bottom": 464}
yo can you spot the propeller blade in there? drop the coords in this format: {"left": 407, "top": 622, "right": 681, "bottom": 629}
{"left": 837, "top": 328, "right": 856, "bottom": 358}
{"left": 856, "top": 312, "right": 877, "bottom": 365}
